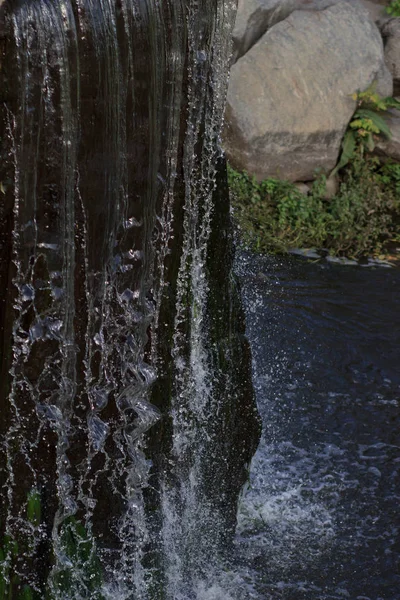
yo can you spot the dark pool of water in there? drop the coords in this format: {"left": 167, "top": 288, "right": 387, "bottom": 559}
{"left": 234, "top": 252, "right": 400, "bottom": 600}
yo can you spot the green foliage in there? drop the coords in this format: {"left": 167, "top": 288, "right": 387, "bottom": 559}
{"left": 332, "top": 88, "right": 400, "bottom": 176}
{"left": 0, "top": 493, "right": 41, "bottom": 600}
{"left": 381, "top": 161, "right": 400, "bottom": 194}
{"left": 228, "top": 156, "right": 400, "bottom": 258}
{"left": 0, "top": 531, "right": 20, "bottom": 600}
{"left": 50, "top": 517, "right": 104, "bottom": 600}
{"left": 27, "top": 491, "right": 41, "bottom": 528}
{"left": 0, "top": 541, "right": 10, "bottom": 600}
{"left": 227, "top": 86, "right": 400, "bottom": 258}
{"left": 18, "top": 586, "right": 34, "bottom": 600}
{"left": 386, "top": 0, "right": 400, "bottom": 16}
{"left": 1, "top": 492, "right": 105, "bottom": 600}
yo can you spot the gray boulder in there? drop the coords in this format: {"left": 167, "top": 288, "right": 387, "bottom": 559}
{"left": 381, "top": 19, "right": 400, "bottom": 96}
{"left": 375, "top": 109, "right": 400, "bottom": 161}
{"left": 233, "top": 0, "right": 294, "bottom": 62}
{"left": 232, "top": 0, "right": 388, "bottom": 62}
{"left": 224, "top": 2, "right": 392, "bottom": 182}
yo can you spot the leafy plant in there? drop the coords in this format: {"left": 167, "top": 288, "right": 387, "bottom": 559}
{"left": 0, "top": 490, "right": 46, "bottom": 599}
{"left": 332, "top": 88, "right": 400, "bottom": 176}
{"left": 228, "top": 165, "right": 330, "bottom": 253}
{"left": 228, "top": 157, "right": 400, "bottom": 258}
{"left": 0, "top": 533, "right": 20, "bottom": 600}
{"left": 386, "top": 0, "right": 400, "bottom": 16}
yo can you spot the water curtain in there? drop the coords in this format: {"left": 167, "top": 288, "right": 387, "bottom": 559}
{"left": 0, "top": 1, "right": 260, "bottom": 598}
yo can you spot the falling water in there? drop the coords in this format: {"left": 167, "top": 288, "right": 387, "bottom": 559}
{"left": 0, "top": 1, "right": 259, "bottom": 598}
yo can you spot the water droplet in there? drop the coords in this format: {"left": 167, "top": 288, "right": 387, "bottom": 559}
{"left": 90, "top": 388, "right": 109, "bottom": 411}
{"left": 197, "top": 50, "right": 207, "bottom": 62}
{"left": 20, "top": 284, "right": 35, "bottom": 302}
{"left": 93, "top": 332, "right": 103, "bottom": 346}
{"left": 124, "top": 217, "right": 142, "bottom": 229}
{"left": 29, "top": 321, "right": 44, "bottom": 341}
{"left": 120, "top": 288, "right": 140, "bottom": 303}
{"left": 88, "top": 414, "right": 110, "bottom": 451}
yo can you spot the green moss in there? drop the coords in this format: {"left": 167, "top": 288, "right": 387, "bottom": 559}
{"left": 18, "top": 586, "right": 34, "bottom": 600}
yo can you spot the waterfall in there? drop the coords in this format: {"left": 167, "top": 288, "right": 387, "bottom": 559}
{"left": 0, "top": 1, "right": 260, "bottom": 598}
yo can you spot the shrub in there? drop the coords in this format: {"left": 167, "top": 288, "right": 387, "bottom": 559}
{"left": 332, "top": 88, "right": 400, "bottom": 176}
{"left": 228, "top": 157, "right": 400, "bottom": 258}
{"left": 386, "top": 0, "right": 400, "bottom": 16}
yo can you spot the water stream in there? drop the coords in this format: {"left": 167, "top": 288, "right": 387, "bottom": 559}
{"left": 0, "top": 1, "right": 260, "bottom": 598}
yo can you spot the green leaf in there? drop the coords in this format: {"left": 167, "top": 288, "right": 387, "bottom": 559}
{"left": 27, "top": 491, "right": 41, "bottom": 527}
{"left": 386, "top": 0, "right": 400, "bottom": 16}
{"left": 54, "top": 518, "right": 104, "bottom": 596}
{"left": 2, "top": 537, "right": 18, "bottom": 559}
{"left": 383, "top": 96, "right": 400, "bottom": 110}
{"left": 354, "top": 109, "right": 391, "bottom": 138}
{"left": 331, "top": 130, "right": 356, "bottom": 176}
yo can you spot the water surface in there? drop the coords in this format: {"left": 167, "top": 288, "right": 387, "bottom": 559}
{"left": 235, "top": 252, "right": 400, "bottom": 600}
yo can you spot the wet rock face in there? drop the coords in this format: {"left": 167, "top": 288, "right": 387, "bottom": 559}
{"left": 0, "top": 0, "right": 260, "bottom": 595}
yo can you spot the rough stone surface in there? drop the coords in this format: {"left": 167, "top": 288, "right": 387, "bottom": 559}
{"left": 359, "top": 0, "right": 388, "bottom": 24}
{"left": 293, "top": 181, "right": 310, "bottom": 195}
{"left": 224, "top": 2, "right": 392, "bottom": 182}
{"left": 233, "top": 0, "right": 293, "bottom": 62}
{"left": 324, "top": 174, "right": 339, "bottom": 199}
{"left": 375, "top": 109, "right": 400, "bottom": 161}
{"left": 381, "top": 19, "right": 400, "bottom": 96}
{"left": 232, "top": 0, "right": 388, "bottom": 62}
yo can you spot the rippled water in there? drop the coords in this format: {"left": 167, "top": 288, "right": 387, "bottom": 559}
{"left": 234, "top": 252, "right": 400, "bottom": 600}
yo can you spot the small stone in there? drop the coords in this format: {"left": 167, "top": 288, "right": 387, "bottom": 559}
{"left": 381, "top": 18, "right": 400, "bottom": 96}
{"left": 326, "top": 255, "right": 358, "bottom": 265}
{"left": 374, "top": 108, "right": 400, "bottom": 161}
{"left": 293, "top": 181, "right": 310, "bottom": 195}
{"left": 289, "top": 247, "right": 321, "bottom": 259}
{"left": 367, "top": 257, "right": 394, "bottom": 268}
{"left": 324, "top": 174, "right": 339, "bottom": 199}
